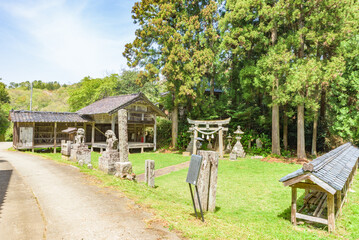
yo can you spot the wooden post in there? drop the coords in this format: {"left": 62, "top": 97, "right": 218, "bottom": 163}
{"left": 291, "top": 187, "right": 297, "bottom": 226}
{"left": 143, "top": 124, "right": 146, "bottom": 143}
{"left": 218, "top": 125, "right": 223, "bottom": 158}
{"left": 336, "top": 190, "right": 342, "bottom": 217}
{"left": 111, "top": 114, "right": 116, "bottom": 132}
{"left": 32, "top": 122, "right": 35, "bottom": 152}
{"left": 91, "top": 122, "right": 95, "bottom": 151}
{"left": 53, "top": 122, "right": 57, "bottom": 153}
{"left": 153, "top": 115, "right": 157, "bottom": 151}
{"left": 145, "top": 160, "right": 155, "bottom": 187}
{"left": 193, "top": 125, "right": 198, "bottom": 155}
{"left": 327, "top": 193, "right": 335, "bottom": 232}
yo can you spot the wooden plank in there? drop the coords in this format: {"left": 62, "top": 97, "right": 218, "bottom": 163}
{"left": 327, "top": 193, "right": 335, "bottom": 232}
{"left": 283, "top": 174, "right": 310, "bottom": 187}
{"left": 91, "top": 122, "right": 95, "bottom": 151}
{"left": 188, "top": 118, "right": 231, "bottom": 125}
{"left": 218, "top": 126, "right": 223, "bottom": 159}
{"left": 291, "top": 187, "right": 297, "bottom": 225}
{"left": 313, "top": 194, "right": 326, "bottom": 216}
{"left": 308, "top": 175, "right": 336, "bottom": 195}
{"left": 292, "top": 182, "right": 328, "bottom": 193}
{"left": 193, "top": 125, "right": 198, "bottom": 155}
{"left": 53, "top": 122, "right": 57, "bottom": 153}
{"left": 296, "top": 213, "right": 328, "bottom": 225}
{"left": 336, "top": 190, "right": 342, "bottom": 218}
{"left": 153, "top": 114, "right": 157, "bottom": 151}
{"left": 32, "top": 122, "right": 35, "bottom": 152}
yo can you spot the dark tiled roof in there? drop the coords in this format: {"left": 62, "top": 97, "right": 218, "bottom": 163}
{"left": 280, "top": 143, "right": 359, "bottom": 191}
{"left": 77, "top": 92, "right": 166, "bottom": 117}
{"left": 9, "top": 110, "right": 90, "bottom": 123}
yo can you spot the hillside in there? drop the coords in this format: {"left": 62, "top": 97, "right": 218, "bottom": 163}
{"left": 8, "top": 87, "right": 70, "bottom": 112}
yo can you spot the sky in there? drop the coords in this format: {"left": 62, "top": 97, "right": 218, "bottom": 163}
{"left": 0, "top": 0, "right": 138, "bottom": 85}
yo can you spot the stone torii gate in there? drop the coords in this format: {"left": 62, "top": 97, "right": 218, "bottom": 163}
{"left": 188, "top": 118, "right": 231, "bottom": 158}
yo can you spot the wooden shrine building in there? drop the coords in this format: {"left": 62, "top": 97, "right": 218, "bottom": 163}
{"left": 10, "top": 92, "right": 166, "bottom": 152}
{"left": 279, "top": 143, "right": 359, "bottom": 232}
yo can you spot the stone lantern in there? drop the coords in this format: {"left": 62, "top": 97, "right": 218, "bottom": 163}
{"left": 225, "top": 134, "right": 233, "bottom": 154}
{"left": 230, "top": 126, "right": 246, "bottom": 160}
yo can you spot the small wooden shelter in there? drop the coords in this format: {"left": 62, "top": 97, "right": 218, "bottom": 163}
{"left": 9, "top": 92, "right": 166, "bottom": 153}
{"left": 279, "top": 143, "right": 359, "bottom": 232}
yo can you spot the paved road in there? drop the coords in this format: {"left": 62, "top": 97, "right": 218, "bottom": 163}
{"left": 0, "top": 142, "right": 180, "bottom": 240}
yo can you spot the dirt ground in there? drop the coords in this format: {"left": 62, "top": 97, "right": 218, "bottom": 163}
{"left": 0, "top": 142, "right": 180, "bottom": 240}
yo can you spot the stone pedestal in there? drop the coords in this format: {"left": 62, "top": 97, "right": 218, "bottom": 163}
{"left": 229, "top": 153, "right": 237, "bottom": 160}
{"left": 231, "top": 137, "right": 246, "bottom": 158}
{"left": 145, "top": 160, "right": 155, "bottom": 187}
{"left": 115, "top": 162, "right": 135, "bottom": 180}
{"left": 98, "top": 150, "right": 120, "bottom": 175}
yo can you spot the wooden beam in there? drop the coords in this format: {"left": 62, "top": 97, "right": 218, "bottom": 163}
{"left": 308, "top": 175, "right": 336, "bottom": 195}
{"left": 53, "top": 122, "right": 57, "bottom": 153}
{"left": 111, "top": 114, "right": 116, "bottom": 132}
{"left": 32, "top": 122, "right": 35, "bottom": 153}
{"left": 283, "top": 174, "right": 310, "bottom": 187}
{"left": 291, "top": 187, "right": 297, "bottom": 226}
{"left": 193, "top": 125, "right": 198, "bottom": 154}
{"left": 91, "top": 122, "right": 95, "bottom": 151}
{"left": 327, "top": 193, "right": 335, "bottom": 232}
{"left": 219, "top": 125, "right": 223, "bottom": 158}
{"left": 153, "top": 115, "right": 157, "bottom": 151}
{"left": 292, "top": 182, "right": 328, "bottom": 193}
{"left": 94, "top": 126, "right": 106, "bottom": 137}
{"left": 296, "top": 213, "right": 328, "bottom": 225}
{"left": 336, "top": 190, "right": 342, "bottom": 218}
{"left": 189, "top": 127, "right": 229, "bottom": 131}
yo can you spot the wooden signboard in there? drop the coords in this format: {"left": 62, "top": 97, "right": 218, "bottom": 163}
{"left": 186, "top": 154, "right": 204, "bottom": 222}
{"left": 186, "top": 154, "right": 202, "bottom": 185}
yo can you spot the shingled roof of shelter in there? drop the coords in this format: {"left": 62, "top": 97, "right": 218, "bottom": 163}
{"left": 76, "top": 92, "right": 166, "bottom": 117}
{"left": 9, "top": 110, "right": 91, "bottom": 123}
{"left": 279, "top": 142, "right": 359, "bottom": 191}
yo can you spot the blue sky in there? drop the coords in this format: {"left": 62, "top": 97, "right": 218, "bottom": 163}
{"left": 0, "top": 0, "right": 138, "bottom": 85}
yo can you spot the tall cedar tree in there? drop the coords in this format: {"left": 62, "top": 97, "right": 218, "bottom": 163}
{"left": 124, "top": 0, "right": 219, "bottom": 148}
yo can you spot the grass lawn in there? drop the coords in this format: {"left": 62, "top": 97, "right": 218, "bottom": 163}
{"left": 24, "top": 150, "right": 359, "bottom": 239}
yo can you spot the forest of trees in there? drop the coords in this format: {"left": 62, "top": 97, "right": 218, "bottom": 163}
{"left": 1, "top": 1, "right": 358, "bottom": 159}
{"left": 124, "top": 0, "right": 359, "bottom": 158}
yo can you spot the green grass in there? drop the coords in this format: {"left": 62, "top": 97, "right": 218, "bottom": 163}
{"left": 23, "top": 150, "right": 359, "bottom": 239}
{"left": 90, "top": 151, "right": 190, "bottom": 174}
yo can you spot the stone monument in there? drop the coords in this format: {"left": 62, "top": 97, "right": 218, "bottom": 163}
{"left": 145, "top": 160, "right": 155, "bottom": 187}
{"left": 61, "top": 140, "right": 72, "bottom": 159}
{"left": 194, "top": 151, "right": 219, "bottom": 212}
{"left": 256, "top": 138, "right": 263, "bottom": 149}
{"left": 230, "top": 126, "right": 246, "bottom": 159}
{"left": 70, "top": 128, "right": 92, "bottom": 168}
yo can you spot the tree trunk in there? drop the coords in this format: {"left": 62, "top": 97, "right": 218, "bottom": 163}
{"left": 297, "top": 104, "right": 307, "bottom": 159}
{"left": 311, "top": 111, "right": 318, "bottom": 156}
{"left": 283, "top": 104, "right": 288, "bottom": 151}
{"left": 272, "top": 102, "right": 281, "bottom": 155}
{"left": 210, "top": 77, "right": 215, "bottom": 97}
{"left": 271, "top": 25, "right": 280, "bottom": 156}
{"left": 171, "top": 105, "right": 178, "bottom": 148}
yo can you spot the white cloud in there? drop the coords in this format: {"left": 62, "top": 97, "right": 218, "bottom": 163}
{"left": 0, "top": 0, "right": 135, "bottom": 83}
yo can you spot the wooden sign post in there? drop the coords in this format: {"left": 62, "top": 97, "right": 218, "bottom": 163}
{"left": 186, "top": 154, "right": 204, "bottom": 222}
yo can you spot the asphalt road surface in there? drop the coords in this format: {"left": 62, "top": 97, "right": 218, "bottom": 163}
{"left": 0, "top": 142, "right": 180, "bottom": 240}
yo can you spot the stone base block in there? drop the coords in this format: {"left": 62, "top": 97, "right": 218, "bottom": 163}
{"left": 76, "top": 147, "right": 91, "bottom": 165}
{"left": 229, "top": 153, "right": 237, "bottom": 161}
{"left": 115, "top": 162, "right": 135, "bottom": 180}
{"left": 98, "top": 150, "right": 120, "bottom": 175}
